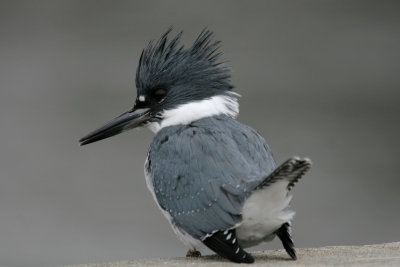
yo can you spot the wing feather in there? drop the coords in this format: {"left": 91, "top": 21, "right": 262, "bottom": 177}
{"left": 148, "top": 116, "right": 275, "bottom": 239}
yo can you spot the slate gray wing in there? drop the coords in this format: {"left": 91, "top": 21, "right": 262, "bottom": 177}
{"left": 147, "top": 116, "right": 276, "bottom": 240}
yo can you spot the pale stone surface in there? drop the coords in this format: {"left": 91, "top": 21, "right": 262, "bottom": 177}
{"left": 65, "top": 242, "right": 400, "bottom": 267}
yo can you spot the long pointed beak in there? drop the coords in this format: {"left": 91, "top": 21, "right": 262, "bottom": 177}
{"left": 79, "top": 107, "right": 151, "bottom": 146}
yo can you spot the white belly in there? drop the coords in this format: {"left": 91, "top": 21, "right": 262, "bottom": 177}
{"left": 236, "top": 181, "right": 295, "bottom": 248}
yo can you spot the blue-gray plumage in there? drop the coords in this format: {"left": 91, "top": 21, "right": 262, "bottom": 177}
{"left": 79, "top": 28, "right": 312, "bottom": 264}
{"left": 148, "top": 114, "right": 275, "bottom": 239}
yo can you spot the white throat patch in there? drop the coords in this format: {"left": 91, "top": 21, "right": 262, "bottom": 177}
{"left": 146, "top": 93, "right": 240, "bottom": 134}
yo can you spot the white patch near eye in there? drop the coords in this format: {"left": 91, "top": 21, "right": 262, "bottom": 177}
{"left": 138, "top": 95, "right": 146, "bottom": 102}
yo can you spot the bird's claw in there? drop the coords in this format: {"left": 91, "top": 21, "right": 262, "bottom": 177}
{"left": 186, "top": 249, "right": 201, "bottom": 257}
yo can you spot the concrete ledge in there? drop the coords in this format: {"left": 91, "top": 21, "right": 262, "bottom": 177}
{"left": 66, "top": 242, "right": 400, "bottom": 266}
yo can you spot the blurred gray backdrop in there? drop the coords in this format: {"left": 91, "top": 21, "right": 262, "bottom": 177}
{"left": 1, "top": 1, "right": 399, "bottom": 266}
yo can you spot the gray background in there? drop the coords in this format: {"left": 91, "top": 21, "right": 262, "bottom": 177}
{"left": 1, "top": 1, "right": 399, "bottom": 266}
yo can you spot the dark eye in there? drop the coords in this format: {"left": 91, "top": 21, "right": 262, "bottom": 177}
{"left": 152, "top": 88, "right": 167, "bottom": 102}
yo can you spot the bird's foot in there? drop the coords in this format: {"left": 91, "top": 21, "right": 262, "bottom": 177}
{"left": 186, "top": 249, "right": 201, "bottom": 257}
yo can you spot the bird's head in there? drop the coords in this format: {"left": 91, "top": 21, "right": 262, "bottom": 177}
{"left": 79, "top": 28, "right": 239, "bottom": 146}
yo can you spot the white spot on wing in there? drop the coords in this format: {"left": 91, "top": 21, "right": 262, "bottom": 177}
{"left": 138, "top": 95, "right": 146, "bottom": 102}
{"left": 226, "top": 233, "right": 232, "bottom": 240}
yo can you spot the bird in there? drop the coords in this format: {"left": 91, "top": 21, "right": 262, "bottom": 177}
{"left": 79, "top": 28, "right": 312, "bottom": 264}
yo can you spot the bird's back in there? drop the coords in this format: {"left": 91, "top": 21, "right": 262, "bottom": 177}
{"left": 146, "top": 115, "right": 276, "bottom": 240}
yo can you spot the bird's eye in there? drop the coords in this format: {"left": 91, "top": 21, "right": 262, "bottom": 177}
{"left": 152, "top": 88, "right": 167, "bottom": 102}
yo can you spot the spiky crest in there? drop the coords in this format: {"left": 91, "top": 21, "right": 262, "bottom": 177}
{"left": 135, "top": 28, "right": 233, "bottom": 102}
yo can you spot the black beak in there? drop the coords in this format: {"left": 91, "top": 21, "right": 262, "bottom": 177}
{"left": 79, "top": 107, "right": 151, "bottom": 146}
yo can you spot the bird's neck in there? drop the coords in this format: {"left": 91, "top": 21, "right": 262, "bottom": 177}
{"left": 147, "top": 93, "right": 240, "bottom": 134}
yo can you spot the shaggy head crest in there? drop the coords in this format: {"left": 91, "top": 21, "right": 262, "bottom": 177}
{"left": 135, "top": 28, "right": 234, "bottom": 107}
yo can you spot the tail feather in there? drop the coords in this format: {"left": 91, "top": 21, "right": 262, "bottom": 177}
{"left": 276, "top": 223, "right": 297, "bottom": 260}
{"left": 257, "top": 157, "right": 312, "bottom": 191}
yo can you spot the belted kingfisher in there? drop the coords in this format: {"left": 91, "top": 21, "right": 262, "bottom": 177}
{"left": 79, "top": 29, "right": 312, "bottom": 263}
